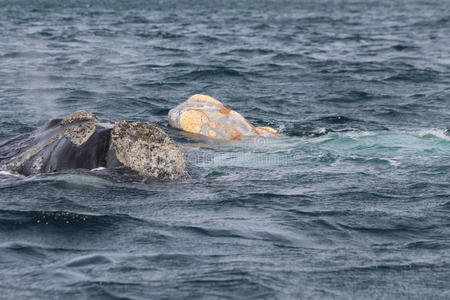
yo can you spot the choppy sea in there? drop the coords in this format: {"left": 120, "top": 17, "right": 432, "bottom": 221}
{"left": 0, "top": 0, "right": 449, "bottom": 299}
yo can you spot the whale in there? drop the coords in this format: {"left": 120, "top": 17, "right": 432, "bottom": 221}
{"left": 0, "top": 111, "right": 186, "bottom": 180}
{"left": 0, "top": 95, "right": 278, "bottom": 179}
{"left": 168, "top": 94, "right": 279, "bottom": 140}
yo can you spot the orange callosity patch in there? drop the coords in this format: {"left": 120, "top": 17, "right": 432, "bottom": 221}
{"left": 256, "top": 126, "right": 278, "bottom": 135}
{"left": 208, "top": 130, "right": 217, "bottom": 138}
{"left": 179, "top": 110, "right": 205, "bottom": 134}
{"left": 230, "top": 130, "right": 242, "bottom": 140}
{"left": 219, "top": 107, "right": 232, "bottom": 114}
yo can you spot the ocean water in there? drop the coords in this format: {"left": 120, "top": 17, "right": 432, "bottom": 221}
{"left": 1, "top": 0, "right": 450, "bottom": 299}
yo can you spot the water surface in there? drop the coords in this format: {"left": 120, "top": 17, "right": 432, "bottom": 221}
{"left": 0, "top": 0, "right": 450, "bottom": 299}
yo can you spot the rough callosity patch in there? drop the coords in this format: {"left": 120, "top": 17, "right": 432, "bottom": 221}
{"left": 6, "top": 120, "right": 96, "bottom": 171}
{"left": 255, "top": 126, "right": 279, "bottom": 136}
{"left": 4, "top": 112, "right": 99, "bottom": 172}
{"left": 111, "top": 121, "right": 186, "bottom": 180}
{"left": 179, "top": 109, "right": 209, "bottom": 134}
{"left": 64, "top": 121, "right": 97, "bottom": 146}
{"left": 60, "top": 110, "right": 98, "bottom": 125}
{"left": 1, "top": 111, "right": 187, "bottom": 181}
{"left": 4, "top": 132, "right": 61, "bottom": 173}
{"left": 168, "top": 94, "right": 279, "bottom": 140}
{"left": 29, "top": 154, "right": 44, "bottom": 173}
{"left": 186, "top": 94, "right": 223, "bottom": 106}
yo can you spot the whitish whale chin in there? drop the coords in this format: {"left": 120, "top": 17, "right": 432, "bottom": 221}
{"left": 168, "top": 94, "right": 280, "bottom": 140}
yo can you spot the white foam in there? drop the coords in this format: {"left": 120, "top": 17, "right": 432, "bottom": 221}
{"left": 316, "top": 127, "right": 327, "bottom": 134}
{"left": 0, "top": 170, "right": 22, "bottom": 177}
{"left": 98, "top": 122, "right": 115, "bottom": 129}
{"left": 316, "top": 129, "right": 450, "bottom": 141}
{"left": 91, "top": 167, "right": 106, "bottom": 171}
{"left": 411, "top": 129, "right": 450, "bottom": 141}
{"left": 337, "top": 130, "right": 378, "bottom": 138}
{"left": 381, "top": 157, "right": 401, "bottom": 167}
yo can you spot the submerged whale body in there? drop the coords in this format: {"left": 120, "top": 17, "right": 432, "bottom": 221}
{"left": 0, "top": 111, "right": 186, "bottom": 180}
{"left": 169, "top": 94, "right": 279, "bottom": 140}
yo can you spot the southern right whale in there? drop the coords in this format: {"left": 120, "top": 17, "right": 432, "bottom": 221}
{"left": 0, "top": 110, "right": 186, "bottom": 180}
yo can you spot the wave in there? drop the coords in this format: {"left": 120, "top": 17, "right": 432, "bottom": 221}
{"left": 0, "top": 241, "right": 90, "bottom": 265}
{"left": 218, "top": 48, "right": 275, "bottom": 56}
{"left": 384, "top": 69, "right": 441, "bottom": 83}
{"left": 0, "top": 209, "right": 150, "bottom": 230}
{"left": 412, "top": 129, "right": 450, "bottom": 141}
{"left": 0, "top": 170, "right": 22, "bottom": 177}
{"left": 165, "top": 67, "right": 254, "bottom": 81}
{"left": 323, "top": 129, "right": 450, "bottom": 142}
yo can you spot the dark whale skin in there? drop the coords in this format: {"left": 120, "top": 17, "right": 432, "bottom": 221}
{"left": 20, "top": 126, "right": 111, "bottom": 175}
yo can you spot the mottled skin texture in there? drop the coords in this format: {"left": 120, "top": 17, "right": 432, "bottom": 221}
{"left": 0, "top": 111, "right": 186, "bottom": 180}
{"left": 110, "top": 121, "right": 185, "bottom": 180}
{"left": 168, "top": 94, "right": 279, "bottom": 140}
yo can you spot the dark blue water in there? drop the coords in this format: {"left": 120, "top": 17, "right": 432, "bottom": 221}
{"left": 1, "top": 0, "right": 450, "bottom": 299}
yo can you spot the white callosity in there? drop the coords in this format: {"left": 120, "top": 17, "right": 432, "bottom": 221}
{"left": 168, "top": 94, "right": 279, "bottom": 140}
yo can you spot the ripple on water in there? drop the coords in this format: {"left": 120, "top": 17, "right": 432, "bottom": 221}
{"left": 1, "top": 0, "right": 450, "bottom": 299}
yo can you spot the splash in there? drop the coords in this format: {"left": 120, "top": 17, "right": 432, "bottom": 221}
{"left": 24, "top": 72, "right": 61, "bottom": 121}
